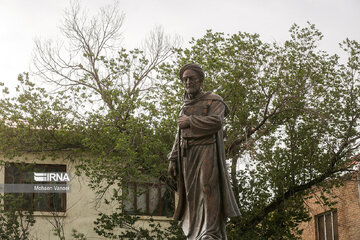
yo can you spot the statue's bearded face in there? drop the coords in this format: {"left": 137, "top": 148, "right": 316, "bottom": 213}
{"left": 182, "top": 69, "right": 202, "bottom": 95}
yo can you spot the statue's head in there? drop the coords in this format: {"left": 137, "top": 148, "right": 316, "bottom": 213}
{"left": 179, "top": 63, "right": 204, "bottom": 96}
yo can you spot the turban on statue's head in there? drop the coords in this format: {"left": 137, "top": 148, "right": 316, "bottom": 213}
{"left": 179, "top": 63, "right": 205, "bottom": 82}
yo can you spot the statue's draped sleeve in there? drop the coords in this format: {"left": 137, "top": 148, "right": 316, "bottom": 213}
{"left": 168, "top": 129, "right": 179, "bottom": 161}
{"left": 168, "top": 97, "right": 227, "bottom": 161}
{"left": 188, "top": 99, "right": 225, "bottom": 136}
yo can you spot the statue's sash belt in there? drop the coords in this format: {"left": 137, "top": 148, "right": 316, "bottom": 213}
{"left": 180, "top": 134, "right": 216, "bottom": 156}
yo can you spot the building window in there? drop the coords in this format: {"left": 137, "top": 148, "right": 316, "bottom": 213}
{"left": 123, "top": 182, "right": 174, "bottom": 217}
{"left": 4, "top": 162, "right": 67, "bottom": 212}
{"left": 315, "top": 210, "right": 338, "bottom": 240}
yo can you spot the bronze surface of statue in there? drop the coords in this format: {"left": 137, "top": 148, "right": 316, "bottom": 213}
{"left": 168, "top": 63, "right": 240, "bottom": 240}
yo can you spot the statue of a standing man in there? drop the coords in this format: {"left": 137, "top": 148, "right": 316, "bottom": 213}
{"left": 168, "top": 63, "right": 240, "bottom": 240}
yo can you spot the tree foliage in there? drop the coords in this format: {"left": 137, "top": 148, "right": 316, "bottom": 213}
{"left": 0, "top": 2, "right": 182, "bottom": 239}
{"left": 0, "top": 2, "right": 359, "bottom": 239}
{"left": 0, "top": 194, "right": 35, "bottom": 240}
{"left": 159, "top": 22, "right": 360, "bottom": 239}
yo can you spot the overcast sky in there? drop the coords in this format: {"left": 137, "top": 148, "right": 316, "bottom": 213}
{"left": 1, "top": 0, "right": 359, "bottom": 88}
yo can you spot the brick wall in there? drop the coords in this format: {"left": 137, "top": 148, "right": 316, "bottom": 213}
{"left": 300, "top": 174, "right": 360, "bottom": 240}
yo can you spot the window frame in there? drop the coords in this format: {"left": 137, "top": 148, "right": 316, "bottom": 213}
{"left": 4, "top": 162, "right": 67, "bottom": 212}
{"left": 315, "top": 209, "right": 338, "bottom": 240}
{"left": 123, "top": 181, "right": 174, "bottom": 217}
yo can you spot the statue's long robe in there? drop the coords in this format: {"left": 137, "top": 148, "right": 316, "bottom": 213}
{"left": 168, "top": 92, "right": 240, "bottom": 240}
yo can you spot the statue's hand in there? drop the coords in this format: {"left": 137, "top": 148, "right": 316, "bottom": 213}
{"left": 168, "top": 161, "right": 177, "bottom": 179}
{"left": 178, "top": 115, "right": 190, "bottom": 129}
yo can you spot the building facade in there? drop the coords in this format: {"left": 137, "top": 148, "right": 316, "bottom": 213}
{"left": 300, "top": 172, "right": 360, "bottom": 240}
{"left": 0, "top": 154, "right": 172, "bottom": 239}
